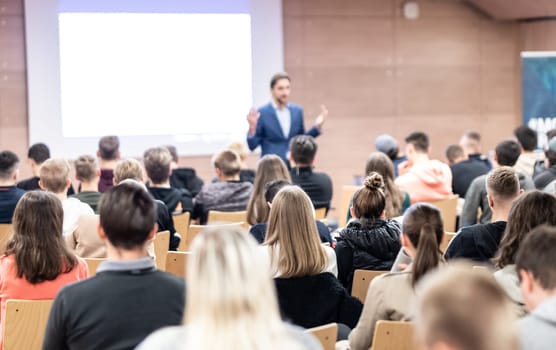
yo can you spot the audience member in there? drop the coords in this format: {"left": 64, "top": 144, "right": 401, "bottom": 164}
{"left": 335, "top": 173, "right": 401, "bottom": 291}
{"left": 227, "top": 141, "right": 256, "bottom": 183}
{"left": 43, "top": 182, "right": 185, "bottom": 350}
{"left": 446, "top": 167, "right": 521, "bottom": 262}
{"left": 534, "top": 136, "right": 556, "bottom": 191}
{"left": 446, "top": 144, "right": 489, "bottom": 198}
{"left": 246, "top": 154, "right": 291, "bottom": 225}
{"left": 459, "top": 131, "right": 492, "bottom": 170}
{"left": 514, "top": 126, "right": 544, "bottom": 178}
{"left": 249, "top": 179, "right": 332, "bottom": 244}
{"left": 17, "top": 143, "right": 50, "bottom": 190}
{"left": 349, "top": 203, "right": 444, "bottom": 350}
{"left": 0, "top": 191, "right": 88, "bottom": 348}
{"left": 289, "top": 135, "right": 333, "bottom": 212}
{"left": 97, "top": 135, "right": 120, "bottom": 193}
{"left": 144, "top": 147, "right": 193, "bottom": 214}
{"left": 415, "top": 264, "right": 518, "bottom": 350}
{"left": 375, "top": 134, "right": 406, "bottom": 177}
{"left": 516, "top": 225, "right": 556, "bottom": 350}
{"left": 39, "top": 159, "right": 93, "bottom": 235}
{"left": 67, "top": 158, "right": 179, "bottom": 256}
{"left": 395, "top": 131, "right": 452, "bottom": 203}
{"left": 493, "top": 191, "right": 556, "bottom": 316}
{"left": 460, "top": 139, "right": 534, "bottom": 228}
{"left": 0, "top": 151, "right": 25, "bottom": 223}
{"left": 71, "top": 155, "right": 101, "bottom": 213}
{"left": 137, "top": 226, "right": 321, "bottom": 350}
{"left": 267, "top": 186, "right": 361, "bottom": 333}
{"left": 165, "top": 145, "right": 204, "bottom": 197}
{"left": 192, "top": 149, "right": 253, "bottom": 224}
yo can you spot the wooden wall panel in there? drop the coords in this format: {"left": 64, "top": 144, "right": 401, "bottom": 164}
{"left": 521, "top": 20, "right": 556, "bottom": 51}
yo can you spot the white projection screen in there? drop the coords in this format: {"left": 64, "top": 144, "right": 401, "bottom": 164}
{"left": 24, "top": 0, "right": 283, "bottom": 158}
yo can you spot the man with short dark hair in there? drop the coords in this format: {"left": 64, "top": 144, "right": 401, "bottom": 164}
{"left": 43, "top": 182, "right": 185, "bottom": 350}
{"left": 144, "top": 147, "right": 193, "bottom": 215}
{"left": 289, "top": 135, "right": 333, "bottom": 212}
{"left": 446, "top": 167, "right": 521, "bottom": 262}
{"left": 460, "top": 140, "right": 535, "bottom": 228}
{"left": 192, "top": 149, "right": 253, "bottom": 224}
{"left": 0, "top": 151, "right": 25, "bottom": 223}
{"left": 71, "top": 155, "right": 101, "bottom": 213}
{"left": 246, "top": 72, "right": 327, "bottom": 163}
{"left": 516, "top": 225, "right": 556, "bottom": 350}
{"left": 97, "top": 135, "right": 120, "bottom": 193}
{"left": 514, "top": 126, "right": 544, "bottom": 178}
{"left": 446, "top": 144, "right": 489, "bottom": 198}
{"left": 395, "top": 131, "right": 452, "bottom": 203}
{"left": 17, "top": 143, "right": 50, "bottom": 190}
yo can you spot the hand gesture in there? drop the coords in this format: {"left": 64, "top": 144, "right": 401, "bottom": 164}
{"left": 246, "top": 108, "right": 260, "bottom": 135}
{"left": 315, "top": 104, "right": 328, "bottom": 129}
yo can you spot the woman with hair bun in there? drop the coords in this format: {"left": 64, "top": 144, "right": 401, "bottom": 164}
{"left": 335, "top": 172, "right": 402, "bottom": 290}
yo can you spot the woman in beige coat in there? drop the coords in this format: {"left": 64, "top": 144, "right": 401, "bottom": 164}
{"left": 348, "top": 203, "right": 444, "bottom": 350}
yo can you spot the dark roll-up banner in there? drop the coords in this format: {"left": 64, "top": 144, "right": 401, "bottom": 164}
{"left": 522, "top": 51, "right": 556, "bottom": 148}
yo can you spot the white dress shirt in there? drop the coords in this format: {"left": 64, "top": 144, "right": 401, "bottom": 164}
{"left": 272, "top": 102, "right": 291, "bottom": 138}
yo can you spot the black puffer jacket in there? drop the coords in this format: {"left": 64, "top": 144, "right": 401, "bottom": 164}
{"left": 335, "top": 219, "right": 401, "bottom": 291}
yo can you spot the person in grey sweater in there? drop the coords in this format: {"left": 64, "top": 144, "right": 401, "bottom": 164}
{"left": 516, "top": 225, "right": 556, "bottom": 350}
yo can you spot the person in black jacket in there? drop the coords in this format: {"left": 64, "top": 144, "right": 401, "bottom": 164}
{"left": 335, "top": 173, "right": 401, "bottom": 291}
{"left": 445, "top": 166, "right": 521, "bottom": 263}
{"left": 144, "top": 147, "right": 193, "bottom": 214}
{"left": 165, "top": 145, "right": 204, "bottom": 197}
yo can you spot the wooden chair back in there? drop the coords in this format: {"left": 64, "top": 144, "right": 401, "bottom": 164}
{"left": 183, "top": 222, "right": 245, "bottom": 251}
{"left": 173, "top": 212, "right": 190, "bottom": 251}
{"left": 371, "top": 321, "right": 418, "bottom": 350}
{"left": 4, "top": 299, "right": 53, "bottom": 350}
{"left": 83, "top": 258, "right": 106, "bottom": 277}
{"left": 339, "top": 185, "right": 359, "bottom": 228}
{"left": 314, "top": 207, "right": 327, "bottom": 220}
{"left": 207, "top": 210, "right": 247, "bottom": 224}
{"left": 351, "top": 269, "right": 388, "bottom": 303}
{"left": 306, "top": 323, "right": 337, "bottom": 350}
{"left": 165, "top": 251, "right": 191, "bottom": 278}
{"left": 440, "top": 232, "right": 457, "bottom": 253}
{"left": 423, "top": 195, "right": 458, "bottom": 232}
{"left": 0, "top": 223, "right": 13, "bottom": 252}
{"left": 154, "top": 231, "right": 170, "bottom": 271}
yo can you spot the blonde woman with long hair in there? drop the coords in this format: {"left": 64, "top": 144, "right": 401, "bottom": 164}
{"left": 137, "top": 226, "right": 321, "bottom": 350}
{"left": 246, "top": 155, "right": 291, "bottom": 225}
{"left": 264, "top": 186, "right": 362, "bottom": 334}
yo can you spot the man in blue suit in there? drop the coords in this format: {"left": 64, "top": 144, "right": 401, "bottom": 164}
{"left": 246, "top": 72, "right": 327, "bottom": 163}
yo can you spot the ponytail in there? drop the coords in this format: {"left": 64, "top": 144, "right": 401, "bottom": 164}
{"left": 411, "top": 223, "right": 442, "bottom": 287}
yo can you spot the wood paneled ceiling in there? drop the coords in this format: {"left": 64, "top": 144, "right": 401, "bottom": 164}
{"left": 466, "top": 0, "right": 556, "bottom": 20}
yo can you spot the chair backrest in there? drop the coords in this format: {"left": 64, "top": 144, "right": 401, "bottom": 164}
{"left": 184, "top": 222, "right": 245, "bottom": 251}
{"left": 440, "top": 232, "right": 457, "bottom": 253}
{"left": 83, "top": 258, "right": 106, "bottom": 277}
{"left": 0, "top": 224, "right": 13, "bottom": 252}
{"left": 314, "top": 207, "right": 327, "bottom": 220}
{"left": 339, "top": 185, "right": 359, "bottom": 228}
{"left": 372, "top": 321, "right": 417, "bottom": 350}
{"left": 173, "top": 212, "right": 190, "bottom": 241}
{"left": 165, "top": 251, "right": 191, "bottom": 278}
{"left": 423, "top": 195, "right": 458, "bottom": 232}
{"left": 351, "top": 269, "right": 388, "bottom": 303}
{"left": 154, "top": 231, "right": 170, "bottom": 270}
{"left": 306, "top": 323, "right": 337, "bottom": 350}
{"left": 4, "top": 299, "right": 53, "bottom": 350}
{"left": 207, "top": 210, "right": 247, "bottom": 224}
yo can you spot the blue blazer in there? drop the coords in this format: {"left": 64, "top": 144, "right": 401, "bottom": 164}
{"left": 247, "top": 102, "right": 321, "bottom": 162}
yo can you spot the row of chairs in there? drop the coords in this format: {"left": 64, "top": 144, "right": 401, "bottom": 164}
{"left": 2, "top": 299, "right": 417, "bottom": 350}
{"left": 308, "top": 321, "right": 416, "bottom": 350}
